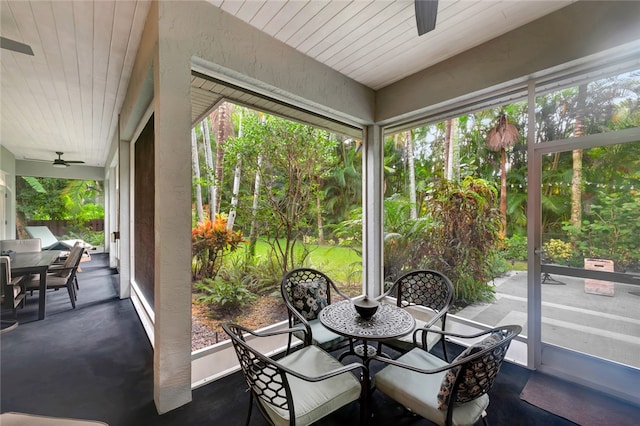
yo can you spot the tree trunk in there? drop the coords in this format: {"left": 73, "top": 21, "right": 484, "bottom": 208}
{"left": 406, "top": 130, "right": 417, "bottom": 219}
{"left": 444, "top": 119, "right": 452, "bottom": 179}
{"left": 212, "top": 102, "right": 231, "bottom": 216}
{"left": 445, "top": 119, "right": 458, "bottom": 181}
{"left": 191, "top": 128, "right": 204, "bottom": 224}
{"left": 227, "top": 109, "right": 243, "bottom": 231}
{"left": 201, "top": 118, "right": 215, "bottom": 220}
{"left": 499, "top": 148, "right": 507, "bottom": 239}
{"left": 571, "top": 84, "right": 587, "bottom": 230}
{"left": 316, "top": 176, "right": 324, "bottom": 244}
{"left": 247, "top": 155, "right": 262, "bottom": 257}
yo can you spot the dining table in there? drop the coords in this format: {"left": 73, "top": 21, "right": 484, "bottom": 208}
{"left": 319, "top": 298, "right": 415, "bottom": 361}
{"left": 10, "top": 250, "right": 62, "bottom": 320}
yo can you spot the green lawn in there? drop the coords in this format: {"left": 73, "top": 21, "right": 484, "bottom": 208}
{"left": 237, "top": 239, "right": 363, "bottom": 286}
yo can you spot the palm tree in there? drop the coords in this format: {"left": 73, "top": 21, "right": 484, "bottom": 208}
{"left": 201, "top": 117, "right": 215, "bottom": 221}
{"left": 486, "top": 111, "right": 519, "bottom": 238}
{"left": 570, "top": 84, "right": 587, "bottom": 232}
{"left": 191, "top": 128, "right": 204, "bottom": 224}
{"left": 210, "top": 102, "right": 235, "bottom": 216}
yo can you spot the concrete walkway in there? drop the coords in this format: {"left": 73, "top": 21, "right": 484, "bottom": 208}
{"left": 455, "top": 270, "right": 640, "bottom": 368}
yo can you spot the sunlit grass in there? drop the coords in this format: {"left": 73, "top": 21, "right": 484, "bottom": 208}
{"left": 233, "top": 239, "right": 363, "bottom": 294}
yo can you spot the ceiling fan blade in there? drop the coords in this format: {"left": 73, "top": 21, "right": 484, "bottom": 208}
{"left": 0, "top": 36, "right": 34, "bottom": 56}
{"left": 65, "top": 160, "right": 85, "bottom": 164}
{"left": 415, "top": 0, "right": 439, "bottom": 36}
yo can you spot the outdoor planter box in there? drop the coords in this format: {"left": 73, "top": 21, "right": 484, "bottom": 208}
{"left": 584, "top": 258, "right": 615, "bottom": 296}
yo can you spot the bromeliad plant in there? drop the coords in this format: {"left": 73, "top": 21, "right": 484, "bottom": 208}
{"left": 192, "top": 215, "right": 245, "bottom": 281}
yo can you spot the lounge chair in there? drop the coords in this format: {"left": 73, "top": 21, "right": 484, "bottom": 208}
{"left": 24, "top": 226, "right": 94, "bottom": 251}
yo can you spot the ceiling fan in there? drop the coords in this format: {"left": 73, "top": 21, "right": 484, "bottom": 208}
{"left": 0, "top": 36, "right": 34, "bottom": 56}
{"left": 52, "top": 152, "right": 85, "bottom": 168}
{"left": 415, "top": 0, "right": 439, "bottom": 36}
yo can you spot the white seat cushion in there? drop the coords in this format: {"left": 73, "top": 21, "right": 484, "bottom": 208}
{"left": 259, "top": 345, "right": 361, "bottom": 426}
{"left": 387, "top": 317, "right": 443, "bottom": 351}
{"left": 293, "top": 318, "right": 345, "bottom": 350}
{"left": 308, "top": 318, "right": 345, "bottom": 348}
{"left": 375, "top": 348, "right": 489, "bottom": 426}
{"left": 0, "top": 412, "right": 107, "bottom": 425}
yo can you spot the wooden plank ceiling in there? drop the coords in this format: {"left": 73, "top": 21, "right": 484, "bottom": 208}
{"left": 1, "top": 0, "right": 574, "bottom": 167}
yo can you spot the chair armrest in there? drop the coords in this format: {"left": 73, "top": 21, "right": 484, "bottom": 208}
{"left": 281, "top": 300, "right": 313, "bottom": 344}
{"left": 282, "top": 358, "right": 369, "bottom": 384}
{"left": 231, "top": 323, "right": 310, "bottom": 343}
{"left": 414, "top": 326, "right": 497, "bottom": 341}
{"left": 366, "top": 353, "right": 453, "bottom": 375}
{"left": 367, "top": 332, "right": 514, "bottom": 375}
{"left": 10, "top": 275, "right": 25, "bottom": 286}
{"left": 46, "top": 266, "right": 77, "bottom": 274}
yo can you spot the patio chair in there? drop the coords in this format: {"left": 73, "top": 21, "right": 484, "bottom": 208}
{"left": 222, "top": 322, "right": 369, "bottom": 426}
{"left": 1, "top": 238, "right": 42, "bottom": 253}
{"left": 370, "top": 325, "right": 521, "bottom": 426}
{"left": 24, "top": 226, "right": 93, "bottom": 251}
{"left": 1, "top": 256, "right": 26, "bottom": 332}
{"left": 24, "top": 242, "right": 84, "bottom": 309}
{"left": 377, "top": 270, "right": 454, "bottom": 360}
{"left": 280, "top": 268, "right": 350, "bottom": 355}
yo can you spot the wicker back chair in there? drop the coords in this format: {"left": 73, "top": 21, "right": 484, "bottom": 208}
{"left": 280, "top": 268, "right": 350, "bottom": 354}
{"left": 371, "top": 325, "right": 522, "bottom": 426}
{"left": 222, "top": 322, "right": 368, "bottom": 426}
{"left": 379, "top": 270, "right": 454, "bottom": 359}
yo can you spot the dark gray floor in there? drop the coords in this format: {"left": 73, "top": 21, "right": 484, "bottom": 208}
{"left": 1, "top": 254, "right": 635, "bottom": 425}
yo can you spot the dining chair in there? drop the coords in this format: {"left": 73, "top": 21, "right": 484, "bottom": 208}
{"left": 23, "top": 242, "right": 84, "bottom": 309}
{"left": 370, "top": 325, "right": 521, "bottom": 426}
{"left": 377, "top": 270, "right": 454, "bottom": 360}
{"left": 222, "top": 322, "right": 369, "bottom": 426}
{"left": 0, "top": 238, "right": 42, "bottom": 253}
{"left": 280, "top": 267, "right": 350, "bottom": 354}
{"left": 1, "top": 256, "right": 26, "bottom": 331}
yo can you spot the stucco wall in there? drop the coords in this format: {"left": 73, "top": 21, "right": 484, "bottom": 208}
{"left": 376, "top": 1, "right": 640, "bottom": 123}
{"left": 164, "top": 0, "right": 374, "bottom": 126}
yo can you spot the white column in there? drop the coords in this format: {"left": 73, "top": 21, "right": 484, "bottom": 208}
{"left": 118, "top": 140, "right": 131, "bottom": 299}
{"left": 153, "top": 4, "right": 192, "bottom": 412}
{"left": 363, "top": 125, "right": 384, "bottom": 298}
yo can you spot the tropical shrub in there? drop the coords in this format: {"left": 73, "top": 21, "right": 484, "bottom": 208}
{"left": 564, "top": 191, "right": 640, "bottom": 270}
{"left": 543, "top": 239, "right": 574, "bottom": 264}
{"left": 502, "top": 234, "right": 528, "bottom": 262}
{"left": 194, "top": 278, "right": 256, "bottom": 315}
{"left": 192, "top": 215, "right": 245, "bottom": 280}
{"left": 422, "top": 177, "right": 501, "bottom": 305}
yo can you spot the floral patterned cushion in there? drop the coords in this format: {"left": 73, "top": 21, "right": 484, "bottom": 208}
{"left": 437, "top": 332, "right": 503, "bottom": 410}
{"left": 291, "top": 279, "right": 328, "bottom": 320}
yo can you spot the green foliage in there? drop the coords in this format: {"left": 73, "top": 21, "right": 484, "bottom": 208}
{"left": 564, "top": 190, "right": 640, "bottom": 270}
{"left": 224, "top": 113, "right": 341, "bottom": 274}
{"left": 192, "top": 215, "right": 245, "bottom": 280}
{"left": 17, "top": 177, "right": 104, "bottom": 221}
{"left": 502, "top": 234, "right": 528, "bottom": 262}
{"left": 220, "top": 253, "right": 280, "bottom": 295}
{"left": 382, "top": 194, "right": 433, "bottom": 283}
{"left": 543, "top": 239, "right": 574, "bottom": 264}
{"left": 194, "top": 278, "right": 256, "bottom": 313}
{"left": 421, "top": 177, "right": 501, "bottom": 305}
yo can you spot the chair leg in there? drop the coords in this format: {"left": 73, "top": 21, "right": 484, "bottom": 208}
{"left": 66, "top": 285, "right": 76, "bottom": 308}
{"left": 245, "top": 391, "right": 254, "bottom": 426}
{"left": 441, "top": 336, "right": 449, "bottom": 362}
{"left": 285, "top": 333, "right": 293, "bottom": 355}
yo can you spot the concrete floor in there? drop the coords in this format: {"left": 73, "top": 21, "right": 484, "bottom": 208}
{"left": 455, "top": 270, "right": 640, "bottom": 368}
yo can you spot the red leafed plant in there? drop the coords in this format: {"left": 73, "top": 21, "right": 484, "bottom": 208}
{"left": 192, "top": 215, "right": 245, "bottom": 281}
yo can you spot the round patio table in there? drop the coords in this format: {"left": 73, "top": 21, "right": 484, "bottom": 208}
{"left": 319, "top": 299, "right": 415, "bottom": 360}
